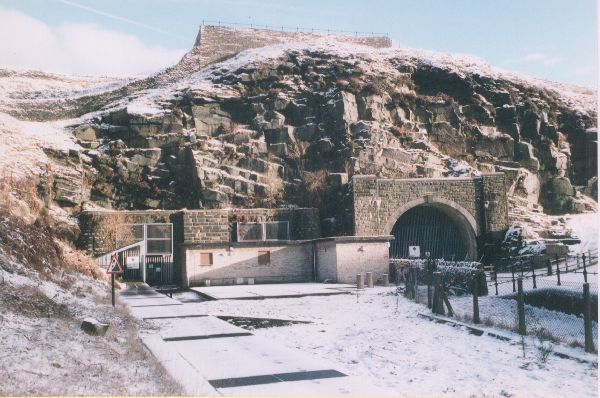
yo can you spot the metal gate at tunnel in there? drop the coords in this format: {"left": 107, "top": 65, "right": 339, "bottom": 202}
{"left": 95, "top": 223, "right": 177, "bottom": 286}
{"left": 390, "top": 205, "right": 469, "bottom": 261}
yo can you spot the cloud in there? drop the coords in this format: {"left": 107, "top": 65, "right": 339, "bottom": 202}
{"left": 521, "top": 52, "right": 561, "bottom": 66}
{"left": 0, "top": 8, "right": 187, "bottom": 77}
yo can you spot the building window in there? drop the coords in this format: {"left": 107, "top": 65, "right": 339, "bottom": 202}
{"left": 200, "top": 253, "right": 213, "bottom": 266}
{"left": 258, "top": 251, "right": 270, "bottom": 265}
{"left": 237, "top": 221, "right": 289, "bottom": 242}
{"left": 146, "top": 224, "right": 173, "bottom": 255}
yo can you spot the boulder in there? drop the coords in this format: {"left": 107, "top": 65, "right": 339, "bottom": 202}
{"left": 357, "top": 94, "right": 391, "bottom": 122}
{"left": 268, "top": 143, "right": 288, "bottom": 157}
{"left": 129, "top": 148, "right": 162, "bottom": 168}
{"left": 541, "top": 177, "right": 575, "bottom": 213}
{"left": 191, "top": 104, "right": 232, "bottom": 136}
{"left": 73, "top": 125, "right": 97, "bottom": 141}
{"left": 81, "top": 317, "right": 109, "bottom": 336}
{"left": 329, "top": 91, "right": 358, "bottom": 123}
{"left": 474, "top": 127, "right": 514, "bottom": 160}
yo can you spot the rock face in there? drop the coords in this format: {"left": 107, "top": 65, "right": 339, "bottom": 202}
{"left": 1, "top": 26, "right": 596, "bottom": 236}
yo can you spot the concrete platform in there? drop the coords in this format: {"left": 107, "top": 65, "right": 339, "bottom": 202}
{"left": 122, "top": 283, "right": 392, "bottom": 396}
{"left": 191, "top": 283, "right": 354, "bottom": 300}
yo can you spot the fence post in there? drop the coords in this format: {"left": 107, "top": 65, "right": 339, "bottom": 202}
{"left": 472, "top": 275, "right": 480, "bottom": 323}
{"left": 565, "top": 255, "right": 569, "bottom": 273}
{"left": 583, "top": 283, "right": 595, "bottom": 353}
{"left": 511, "top": 267, "right": 516, "bottom": 292}
{"left": 366, "top": 272, "right": 373, "bottom": 288}
{"left": 531, "top": 260, "right": 537, "bottom": 289}
{"left": 356, "top": 273, "right": 364, "bottom": 290}
{"left": 582, "top": 254, "right": 588, "bottom": 283}
{"left": 432, "top": 272, "right": 444, "bottom": 315}
{"left": 517, "top": 278, "right": 526, "bottom": 335}
{"left": 556, "top": 258, "right": 561, "bottom": 286}
{"left": 403, "top": 269, "right": 411, "bottom": 298}
{"left": 588, "top": 250, "right": 593, "bottom": 265}
{"left": 412, "top": 268, "right": 419, "bottom": 303}
{"left": 577, "top": 253, "right": 581, "bottom": 270}
{"left": 494, "top": 271, "right": 498, "bottom": 296}
{"left": 546, "top": 258, "right": 552, "bottom": 275}
{"left": 427, "top": 284, "right": 432, "bottom": 308}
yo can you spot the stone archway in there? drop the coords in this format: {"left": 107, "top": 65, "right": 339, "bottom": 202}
{"left": 385, "top": 198, "right": 479, "bottom": 261}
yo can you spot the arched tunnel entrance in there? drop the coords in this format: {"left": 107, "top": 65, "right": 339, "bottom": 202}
{"left": 389, "top": 204, "right": 477, "bottom": 261}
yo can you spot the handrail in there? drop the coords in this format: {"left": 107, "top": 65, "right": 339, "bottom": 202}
{"left": 200, "top": 20, "right": 389, "bottom": 37}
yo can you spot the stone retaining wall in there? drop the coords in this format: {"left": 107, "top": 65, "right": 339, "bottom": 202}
{"left": 193, "top": 25, "right": 392, "bottom": 68}
{"left": 351, "top": 173, "right": 509, "bottom": 246}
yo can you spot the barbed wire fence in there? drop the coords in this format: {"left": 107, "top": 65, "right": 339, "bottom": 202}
{"left": 398, "top": 250, "right": 598, "bottom": 353}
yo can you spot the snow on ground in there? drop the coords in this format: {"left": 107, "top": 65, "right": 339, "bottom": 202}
{"left": 566, "top": 213, "right": 599, "bottom": 254}
{"left": 0, "top": 254, "right": 182, "bottom": 396}
{"left": 190, "top": 287, "right": 597, "bottom": 398}
{"left": 0, "top": 112, "right": 80, "bottom": 177}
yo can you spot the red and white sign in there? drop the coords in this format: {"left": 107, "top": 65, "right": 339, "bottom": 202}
{"left": 106, "top": 254, "right": 124, "bottom": 274}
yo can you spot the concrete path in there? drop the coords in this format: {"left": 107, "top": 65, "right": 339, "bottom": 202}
{"left": 120, "top": 283, "right": 391, "bottom": 396}
{"left": 191, "top": 282, "right": 354, "bottom": 300}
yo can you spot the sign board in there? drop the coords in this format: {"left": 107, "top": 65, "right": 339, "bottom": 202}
{"left": 126, "top": 256, "right": 140, "bottom": 269}
{"left": 408, "top": 245, "right": 421, "bottom": 258}
{"left": 106, "top": 255, "right": 123, "bottom": 274}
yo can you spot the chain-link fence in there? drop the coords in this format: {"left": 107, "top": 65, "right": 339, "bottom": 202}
{"left": 398, "top": 251, "right": 598, "bottom": 352}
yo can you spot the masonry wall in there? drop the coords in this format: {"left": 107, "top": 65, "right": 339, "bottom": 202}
{"left": 78, "top": 210, "right": 178, "bottom": 254}
{"left": 193, "top": 25, "right": 392, "bottom": 67}
{"left": 182, "top": 242, "right": 313, "bottom": 287}
{"left": 314, "top": 240, "right": 337, "bottom": 282}
{"left": 316, "top": 240, "right": 391, "bottom": 284}
{"left": 351, "top": 174, "right": 508, "bottom": 238}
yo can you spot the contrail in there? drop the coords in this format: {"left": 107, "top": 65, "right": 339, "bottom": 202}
{"left": 55, "top": 0, "right": 188, "bottom": 41}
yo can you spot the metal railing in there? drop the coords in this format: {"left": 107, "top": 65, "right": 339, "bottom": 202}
{"left": 200, "top": 19, "right": 389, "bottom": 37}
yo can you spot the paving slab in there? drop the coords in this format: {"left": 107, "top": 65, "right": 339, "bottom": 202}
{"left": 167, "top": 334, "right": 344, "bottom": 380}
{"left": 192, "top": 282, "right": 354, "bottom": 300}
{"left": 125, "top": 283, "right": 393, "bottom": 396}
{"left": 154, "top": 315, "right": 250, "bottom": 340}
{"left": 217, "top": 374, "right": 393, "bottom": 396}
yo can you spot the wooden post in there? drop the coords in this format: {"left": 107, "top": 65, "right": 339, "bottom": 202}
{"left": 565, "top": 255, "right": 569, "bottom": 272}
{"left": 511, "top": 267, "right": 516, "bottom": 292}
{"left": 517, "top": 278, "right": 526, "bottom": 335}
{"left": 583, "top": 283, "right": 595, "bottom": 353}
{"left": 577, "top": 253, "right": 581, "bottom": 270}
{"left": 582, "top": 254, "right": 588, "bottom": 283}
{"left": 432, "top": 272, "right": 444, "bottom": 315}
{"left": 382, "top": 273, "right": 389, "bottom": 287}
{"left": 472, "top": 275, "right": 480, "bottom": 324}
{"left": 366, "top": 272, "right": 374, "bottom": 288}
{"left": 556, "top": 258, "right": 561, "bottom": 286}
{"left": 411, "top": 268, "right": 419, "bottom": 303}
{"left": 427, "top": 284, "right": 432, "bottom": 308}
{"left": 494, "top": 271, "right": 498, "bottom": 296}
{"left": 531, "top": 260, "right": 537, "bottom": 289}
{"left": 404, "top": 269, "right": 412, "bottom": 298}
{"left": 546, "top": 258, "right": 552, "bottom": 275}
{"left": 588, "top": 250, "right": 593, "bottom": 265}
{"left": 356, "top": 273, "right": 364, "bottom": 290}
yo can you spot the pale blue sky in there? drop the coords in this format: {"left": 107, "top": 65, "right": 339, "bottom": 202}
{"left": 0, "top": 0, "right": 597, "bottom": 87}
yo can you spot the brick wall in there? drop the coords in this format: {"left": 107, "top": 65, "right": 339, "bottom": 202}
{"left": 193, "top": 25, "right": 392, "bottom": 68}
